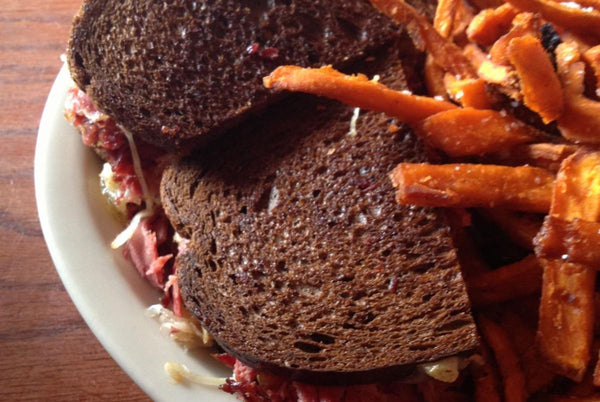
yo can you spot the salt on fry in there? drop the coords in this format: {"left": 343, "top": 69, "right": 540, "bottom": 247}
{"left": 263, "top": 65, "right": 457, "bottom": 124}
{"left": 505, "top": 0, "right": 600, "bottom": 38}
{"left": 507, "top": 35, "right": 564, "bottom": 123}
{"left": 478, "top": 315, "right": 528, "bottom": 402}
{"left": 443, "top": 75, "right": 492, "bottom": 108}
{"left": 390, "top": 163, "right": 554, "bottom": 212}
{"left": 467, "top": 3, "right": 519, "bottom": 46}
{"left": 413, "top": 108, "right": 540, "bottom": 157}
{"left": 369, "top": 0, "right": 477, "bottom": 78}
{"left": 466, "top": 254, "right": 543, "bottom": 306}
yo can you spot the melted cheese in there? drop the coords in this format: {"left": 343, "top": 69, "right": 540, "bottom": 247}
{"left": 418, "top": 356, "right": 463, "bottom": 383}
{"left": 122, "top": 129, "right": 154, "bottom": 211}
{"left": 348, "top": 107, "right": 360, "bottom": 136}
{"left": 164, "top": 362, "right": 226, "bottom": 386}
{"left": 110, "top": 129, "right": 155, "bottom": 249}
{"left": 146, "top": 304, "right": 213, "bottom": 349}
{"left": 110, "top": 208, "right": 153, "bottom": 249}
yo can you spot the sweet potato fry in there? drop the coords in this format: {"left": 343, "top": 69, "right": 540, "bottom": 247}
{"left": 478, "top": 315, "right": 528, "bottom": 402}
{"left": 560, "top": 31, "right": 595, "bottom": 52}
{"left": 507, "top": 35, "right": 564, "bottom": 123}
{"left": 501, "top": 310, "right": 535, "bottom": 359}
{"left": 390, "top": 164, "right": 554, "bottom": 212}
{"left": 489, "top": 13, "right": 541, "bottom": 66}
{"left": 557, "top": 41, "right": 584, "bottom": 87}
{"left": 453, "top": 231, "right": 492, "bottom": 278}
{"left": 595, "top": 293, "right": 600, "bottom": 335}
{"left": 574, "top": 0, "right": 600, "bottom": 9}
{"left": 446, "top": 209, "right": 491, "bottom": 278}
{"left": 463, "top": 43, "right": 489, "bottom": 70}
{"left": 570, "top": 347, "right": 599, "bottom": 397}
{"left": 424, "top": 55, "right": 448, "bottom": 99}
{"left": 369, "top": 0, "right": 477, "bottom": 78}
{"left": 535, "top": 216, "right": 600, "bottom": 267}
{"left": 583, "top": 45, "right": 600, "bottom": 95}
{"left": 549, "top": 151, "right": 600, "bottom": 221}
{"left": 556, "top": 43, "right": 600, "bottom": 143}
{"left": 434, "top": 0, "right": 460, "bottom": 38}
{"left": 569, "top": 338, "right": 600, "bottom": 395}
{"left": 557, "top": 84, "right": 600, "bottom": 144}
{"left": 467, "top": 255, "right": 543, "bottom": 306}
{"left": 467, "top": 3, "right": 519, "bottom": 46}
{"left": 470, "top": 344, "right": 502, "bottom": 402}
{"left": 413, "top": 108, "right": 541, "bottom": 157}
{"left": 468, "top": 0, "right": 504, "bottom": 11}
{"left": 477, "top": 59, "right": 521, "bottom": 98}
{"left": 263, "top": 66, "right": 457, "bottom": 124}
{"left": 479, "top": 208, "right": 542, "bottom": 250}
{"left": 549, "top": 395, "right": 600, "bottom": 402}
{"left": 536, "top": 150, "right": 600, "bottom": 382}
{"left": 450, "top": 0, "right": 476, "bottom": 42}
{"left": 445, "top": 207, "right": 472, "bottom": 228}
{"left": 505, "top": 0, "right": 600, "bottom": 38}
{"left": 443, "top": 75, "right": 492, "bottom": 108}
{"left": 482, "top": 143, "right": 579, "bottom": 173}
{"left": 418, "top": 380, "right": 467, "bottom": 402}
{"left": 500, "top": 311, "right": 556, "bottom": 394}
{"left": 595, "top": 345, "right": 600, "bottom": 387}
{"left": 537, "top": 259, "right": 595, "bottom": 382}
{"left": 477, "top": 60, "right": 515, "bottom": 85}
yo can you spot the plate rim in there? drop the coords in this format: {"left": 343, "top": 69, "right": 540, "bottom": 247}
{"left": 34, "top": 64, "right": 233, "bottom": 402}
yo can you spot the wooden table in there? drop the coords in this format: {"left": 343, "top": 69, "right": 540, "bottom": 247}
{"left": 0, "top": 1, "right": 148, "bottom": 400}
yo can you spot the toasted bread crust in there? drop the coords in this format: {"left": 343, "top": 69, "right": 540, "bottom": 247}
{"left": 161, "top": 45, "right": 478, "bottom": 384}
{"left": 67, "top": 0, "right": 407, "bottom": 150}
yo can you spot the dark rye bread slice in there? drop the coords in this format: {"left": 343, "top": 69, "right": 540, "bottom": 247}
{"left": 67, "top": 0, "right": 410, "bottom": 150}
{"left": 161, "top": 45, "right": 479, "bottom": 385}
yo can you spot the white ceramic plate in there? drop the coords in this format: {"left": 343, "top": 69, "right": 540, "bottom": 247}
{"left": 35, "top": 65, "right": 235, "bottom": 402}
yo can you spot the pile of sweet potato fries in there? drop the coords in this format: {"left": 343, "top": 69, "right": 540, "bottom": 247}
{"left": 264, "top": 0, "right": 600, "bottom": 400}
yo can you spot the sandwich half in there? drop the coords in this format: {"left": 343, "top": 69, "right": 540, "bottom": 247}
{"left": 160, "top": 43, "right": 479, "bottom": 385}
{"left": 67, "top": 0, "right": 408, "bottom": 150}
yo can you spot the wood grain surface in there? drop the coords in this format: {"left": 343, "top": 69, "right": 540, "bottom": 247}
{"left": 0, "top": 1, "right": 148, "bottom": 400}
